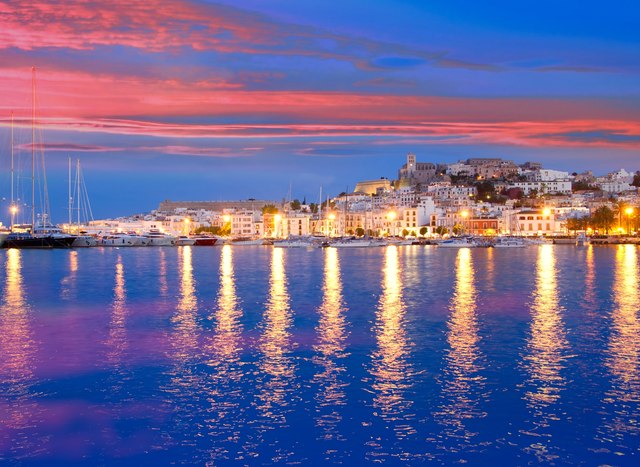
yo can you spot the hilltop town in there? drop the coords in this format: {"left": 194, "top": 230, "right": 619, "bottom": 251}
{"left": 88, "top": 154, "right": 640, "bottom": 238}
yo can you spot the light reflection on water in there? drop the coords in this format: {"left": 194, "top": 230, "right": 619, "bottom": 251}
{"left": 0, "top": 246, "right": 639, "bottom": 465}
{"left": 367, "top": 246, "right": 417, "bottom": 462}
{"left": 106, "top": 255, "right": 127, "bottom": 367}
{"left": 0, "top": 249, "right": 37, "bottom": 457}
{"left": 597, "top": 245, "right": 640, "bottom": 450}
{"left": 436, "top": 247, "right": 487, "bottom": 458}
{"left": 313, "top": 247, "right": 349, "bottom": 459}
{"left": 521, "top": 244, "right": 569, "bottom": 462}
{"left": 204, "top": 244, "right": 245, "bottom": 463}
{"left": 251, "top": 247, "right": 298, "bottom": 463}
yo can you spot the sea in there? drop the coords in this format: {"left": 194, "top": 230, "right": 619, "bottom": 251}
{"left": 0, "top": 244, "right": 638, "bottom": 465}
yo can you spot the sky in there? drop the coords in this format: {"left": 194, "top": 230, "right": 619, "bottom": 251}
{"left": 0, "top": 0, "right": 639, "bottom": 221}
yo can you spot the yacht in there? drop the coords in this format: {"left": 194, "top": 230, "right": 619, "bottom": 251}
{"left": 493, "top": 237, "right": 527, "bottom": 248}
{"left": 437, "top": 237, "right": 477, "bottom": 248}
{"left": 144, "top": 229, "right": 177, "bottom": 246}
{"left": 191, "top": 235, "right": 218, "bottom": 246}
{"left": 101, "top": 233, "right": 138, "bottom": 247}
{"left": 229, "top": 237, "right": 264, "bottom": 246}
{"left": 332, "top": 238, "right": 376, "bottom": 248}
{"left": 72, "top": 234, "right": 97, "bottom": 247}
{"left": 175, "top": 236, "right": 196, "bottom": 246}
{"left": 273, "top": 238, "right": 310, "bottom": 248}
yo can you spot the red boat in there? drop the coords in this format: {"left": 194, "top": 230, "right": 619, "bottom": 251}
{"left": 192, "top": 235, "right": 218, "bottom": 246}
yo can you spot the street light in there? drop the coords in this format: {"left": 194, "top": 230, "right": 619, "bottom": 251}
{"left": 183, "top": 218, "right": 190, "bottom": 235}
{"left": 543, "top": 208, "right": 551, "bottom": 217}
{"left": 625, "top": 207, "right": 634, "bottom": 235}
{"left": 387, "top": 211, "right": 397, "bottom": 237}
{"left": 328, "top": 213, "right": 335, "bottom": 237}
{"left": 274, "top": 213, "right": 282, "bottom": 238}
{"left": 460, "top": 210, "right": 469, "bottom": 235}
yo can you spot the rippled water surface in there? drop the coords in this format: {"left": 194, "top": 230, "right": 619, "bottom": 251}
{"left": 1, "top": 244, "right": 639, "bottom": 465}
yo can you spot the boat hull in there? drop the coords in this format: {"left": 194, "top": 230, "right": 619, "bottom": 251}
{"left": 193, "top": 237, "right": 217, "bottom": 246}
{"left": 4, "top": 234, "right": 75, "bottom": 249}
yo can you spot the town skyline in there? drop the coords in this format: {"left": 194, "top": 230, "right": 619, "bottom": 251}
{"left": 0, "top": 0, "right": 639, "bottom": 220}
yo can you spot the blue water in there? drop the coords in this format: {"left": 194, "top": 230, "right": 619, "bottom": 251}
{"left": 0, "top": 244, "right": 639, "bottom": 465}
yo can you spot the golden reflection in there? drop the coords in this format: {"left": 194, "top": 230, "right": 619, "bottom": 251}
{"left": 158, "top": 247, "right": 168, "bottom": 297}
{"left": 313, "top": 247, "right": 349, "bottom": 439}
{"left": 0, "top": 249, "right": 35, "bottom": 429}
{"left": 436, "top": 248, "right": 486, "bottom": 444}
{"left": 210, "top": 245, "right": 243, "bottom": 362}
{"left": 61, "top": 250, "right": 79, "bottom": 300}
{"left": 584, "top": 245, "right": 595, "bottom": 305}
{"left": 521, "top": 245, "right": 568, "bottom": 462}
{"left": 256, "top": 247, "right": 296, "bottom": 424}
{"left": 170, "top": 246, "right": 199, "bottom": 361}
{"left": 369, "top": 246, "right": 415, "bottom": 438}
{"left": 106, "top": 255, "right": 127, "bottom": 364}
{"left": 601, "top": 245, "right": 640, "bottom": 437}
{"left": 485, "top": 246, "right": 495, "bottom": 292}
{"left": 205, "top": 245, "right": 245, "bottom": 462}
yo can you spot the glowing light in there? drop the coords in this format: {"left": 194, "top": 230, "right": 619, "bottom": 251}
{"left": 328, "top": 213, "right": 336, "bottom": 220}
{"left": 10, "top": 205, "right": 18, "bottom": 215}
{"left": 222, "top": 214, "right": 231, "bottom": 223}
{"left": 274, "top": 213, "right": 282, "bottom": 223}
{"left": 543, "top": 208, "right": 551, "bottom": 217}
{"left": 625, "top": 207, "right": 634, "bottom": 215}
{"left": 460, "top": 210, "right": 469, "bottom": 218}
{"left": 387, "top": 211, "right": 397, "bottom": 221}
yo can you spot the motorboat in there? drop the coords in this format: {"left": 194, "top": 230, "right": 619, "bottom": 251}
{"left": 273, "top": 239, "right": 310, "bottom": 248}
{"left": 72, "top": 235, "right": 98, "bottom": 247}
{"left": 175, "top": 236, "right": 196, "bottom": 246}
{"left": 493, "top": 237, "right": 527, "bottom": 248}
{"left": 229, "top": 237, "right": 264, "bottom": 246}
{"left": 437, "top": 237, "right": 477, "bottom": 248}
{"left": 332, "top": 238, "right": 376, "bottom": 248}
{"left": 101, "top": 233, "right": 138, "bottom": 247}
{"left": 191, "top": 235, "right": 218, "bottom": 246}
{"left": 144, "top": 229, "right": 177, "bottom": 246}
{"left": 576, "top": 232, "right": 589, "bottom": 246}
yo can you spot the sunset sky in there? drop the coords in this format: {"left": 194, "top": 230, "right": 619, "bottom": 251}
{"left": 1, "top": 0, "right": 639, "bottom": 219}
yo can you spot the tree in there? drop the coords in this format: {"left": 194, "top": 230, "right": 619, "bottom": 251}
{"left": 309, "top": 203, "right": 318, "bottom": 214}
{"left": 401, "top": 228, "right": 409, "bottom": 237}
{"left": 592, "top": 206, "right": 615, "bottom": 234}
{"left": 632, "top": 171, "right": 640, "bottom": 188}
{"left": 434, "top": 226, "right": 448, "bottom": 236}
{"left": 261, "top": 204, "right": 279, "bottom": 214}
{"left": 290, "top": 199, "right": 301, "bottom": 211}
{"left": 565, "top": 216, "right": 583, "bottom": 234}
{"left": 419, "top": 226, "right": 428, "bottom": 237}
{"left": 452, "top": 224, "right": 464, "bottom": 236}
{"left": 355, "top": 227, "right": 365, "bottom": 237}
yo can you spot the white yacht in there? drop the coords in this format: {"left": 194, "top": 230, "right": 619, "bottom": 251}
{"left": 72, "top": 235, "right": 97, "bottom": 247}
{"left": 437, "top": 237, "right": 477, "bottom": 248}
{"left": 101, "top": 233, "right": 138, "bottom": 247}
{"left": 144, "top": 229, "right": 177, "bottom": 246}
{"left": 175, "top": 236, "right": 196, "bottom": 246}
{"left": 332, "top": 238, "right": 376, "bottom": 248}
{"left": 493, "top": 237, "right": 527, "bottom": 248}
{"left": 273, "top": 238, "right": 310, "bottom": 248}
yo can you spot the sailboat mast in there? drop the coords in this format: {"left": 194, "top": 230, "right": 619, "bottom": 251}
{"left": 68, "top": 156, "right": 72, "bottom": 226}
{"left": 76, "top": 159, "right": 81, "bottom": 227}
{"left": 318, "top": 185, "right": 322, "bottom": 234}
{"left": 31, "top": 66, "right": 36, "bottom": 230}
{"left": 10, "top": 111, "right": 14, "bottom": 228}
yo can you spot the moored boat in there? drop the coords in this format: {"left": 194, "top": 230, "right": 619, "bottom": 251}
{"left": 437, "top": 237, "right": 477, "bottom": 248}
{"left": 493, "top": 237, "right": 527, "bottom": 248}
{"left": 144, "top": 229, "right": 176, "bottom": 246}
{"left": 175, "top": 236, "right": 196, "bottom": 246}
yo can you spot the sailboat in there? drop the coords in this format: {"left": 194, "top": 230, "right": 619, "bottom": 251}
{"left": 67, "top": 158, "right": 97, "bottom": 247}
{"left": 4, "top": 67, "right": 75, "bottom": 249}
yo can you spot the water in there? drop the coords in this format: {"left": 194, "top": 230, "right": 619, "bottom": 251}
{"left": 0, "top": 244, "right": 639, "bottom": 465}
